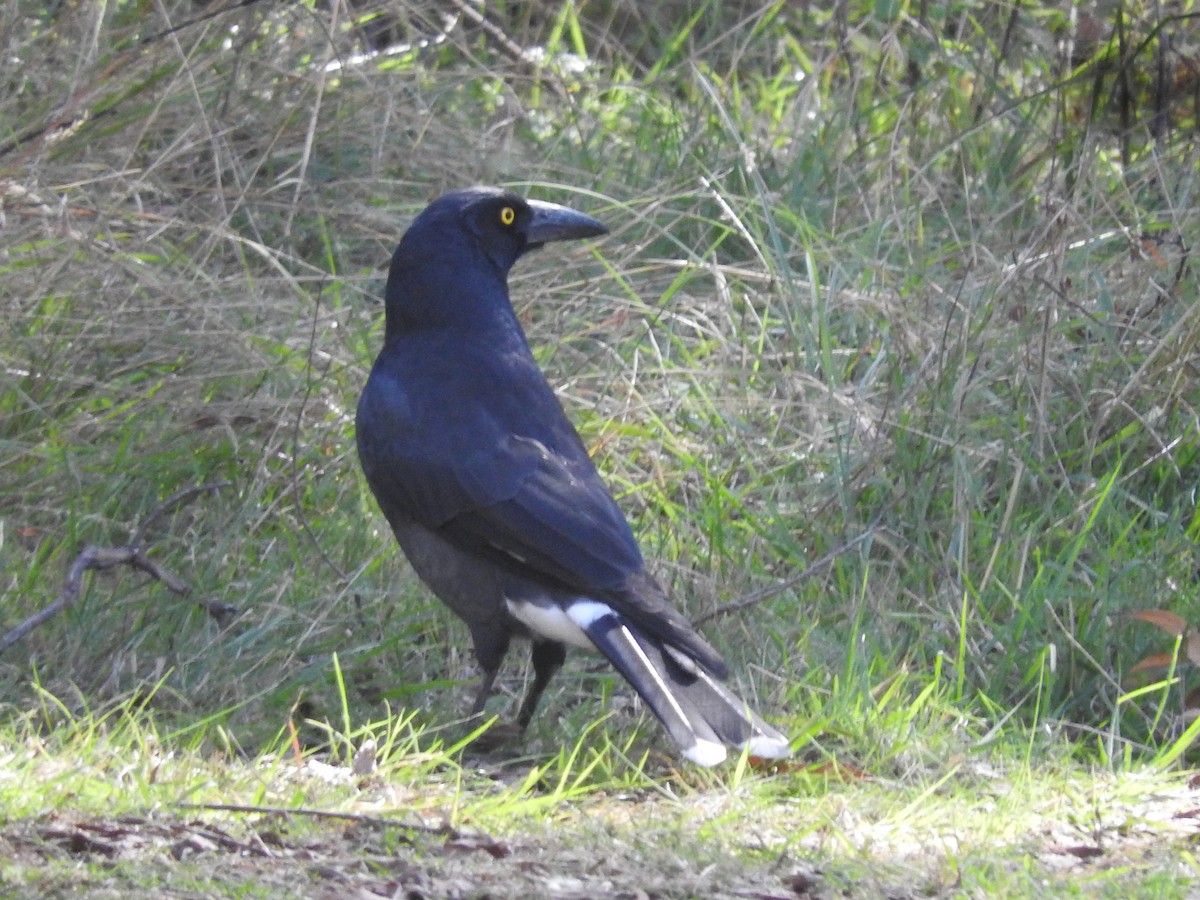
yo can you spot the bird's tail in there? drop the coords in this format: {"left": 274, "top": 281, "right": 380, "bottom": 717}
{"left": 572, "top": 602, "right": 792, "bottom": 767}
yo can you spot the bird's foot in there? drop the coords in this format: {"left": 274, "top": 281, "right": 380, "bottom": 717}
{"left": 468, "top": 719, "right": 525, "bottom": 752}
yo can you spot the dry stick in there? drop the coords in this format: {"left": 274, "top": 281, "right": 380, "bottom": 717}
{"left": 693, "top": 525, "right": 881, "bottom": 626}
{"left": 0, "top": 481, "right": 234, "bottom": 655}
{"left": 446, "top": 0, "right": 569, "bottom": 99}
{"left": 175, "top": 802, "right": 454, "bottom": 837}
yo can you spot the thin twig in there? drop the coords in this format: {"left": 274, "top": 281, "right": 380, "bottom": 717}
{"left": 0, "top": 0, "right": 267, "bottom": 161}
{"left": 292, "top": 280, "right": 350, "bottom": 583}
{"left": 133, "top": 480, "right": 232, "bottom": 548}
{"left": 446, "top": 0, "right": 569, "bottom": 99}
{"left": 176, "top": 802, "right": 455, "bottom": 836}
{"left": 694, "top": 525, "right": 881, "bottom": 626}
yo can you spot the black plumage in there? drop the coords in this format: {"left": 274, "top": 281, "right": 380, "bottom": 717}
{"left": 356, "top": 187, "right": 790, "bottom": 765}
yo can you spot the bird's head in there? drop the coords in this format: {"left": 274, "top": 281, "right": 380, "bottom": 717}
{"left": 407, "top": 186, "right": 607, "bottom": 274}
{"left": 385, "top": 187, "right": 607, "bottom": 333}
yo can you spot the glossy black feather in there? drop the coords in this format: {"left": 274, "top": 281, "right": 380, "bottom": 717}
{"left": 358, "top": 329, "right": 648, "bottom": 594}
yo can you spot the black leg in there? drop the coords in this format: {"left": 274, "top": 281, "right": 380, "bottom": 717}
{"left": 469, "top": 628, "right": 510, "bottom": 718}
{"left": 517, "top": 641, "right": 567, "bottom": 728}
{"left": 466, "top": 656, "right": 523, "bottom": 752}
{"left": 470, "top": 664, "right": 500, "bottom": 717}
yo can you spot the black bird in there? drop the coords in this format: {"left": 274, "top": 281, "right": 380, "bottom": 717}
{"left": 356, "top": 187, "right": 791, "bottom": 765}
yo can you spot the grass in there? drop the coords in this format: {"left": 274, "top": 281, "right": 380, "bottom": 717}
{"left": 3, "top": 0, "right": 1200, "bottom": 895}
{"left": 2, "top": 674, "right": 1198, "bottom": 897}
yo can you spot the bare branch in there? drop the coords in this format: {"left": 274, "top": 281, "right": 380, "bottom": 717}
{"left": 0, "top": 482, "right": 235, "bottom": 654}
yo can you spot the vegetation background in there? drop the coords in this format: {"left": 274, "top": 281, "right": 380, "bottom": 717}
{"left": 2, "top": 0, "right": 1200, "bottom": 895}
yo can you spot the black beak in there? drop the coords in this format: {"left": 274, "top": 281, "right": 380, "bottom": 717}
{"left": 525, "top": 199, "right": 608, "bottom": 247}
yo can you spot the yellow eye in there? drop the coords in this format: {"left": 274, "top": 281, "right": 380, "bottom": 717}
{"left": 499, "top": 206, "right": 516, "bottom": 226}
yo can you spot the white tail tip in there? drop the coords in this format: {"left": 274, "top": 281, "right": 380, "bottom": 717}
{"left": 683, "top": 738, "right": 728, "bottom": 767}
{"left": 746, "top": 734, "right": 792, "bottom": 759}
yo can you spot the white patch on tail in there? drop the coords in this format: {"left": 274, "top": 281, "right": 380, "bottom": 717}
{"left": 505, "top": 597, "right": 611, "bottom": 651}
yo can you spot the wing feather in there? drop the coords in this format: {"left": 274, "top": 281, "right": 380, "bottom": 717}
{"left": 357, "top": 347, "right": 643, "bottom": 592}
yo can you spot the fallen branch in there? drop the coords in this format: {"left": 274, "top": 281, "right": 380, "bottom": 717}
{"left": 0, "top": 481, "right": 235, "bottom": 654}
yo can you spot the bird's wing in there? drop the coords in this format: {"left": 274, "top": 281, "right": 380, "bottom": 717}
{"left": 442, "top": 430, "right": 647, "bottom": 592}
{"left": 357, "top": 358, "right": 644, "bottom": 594}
